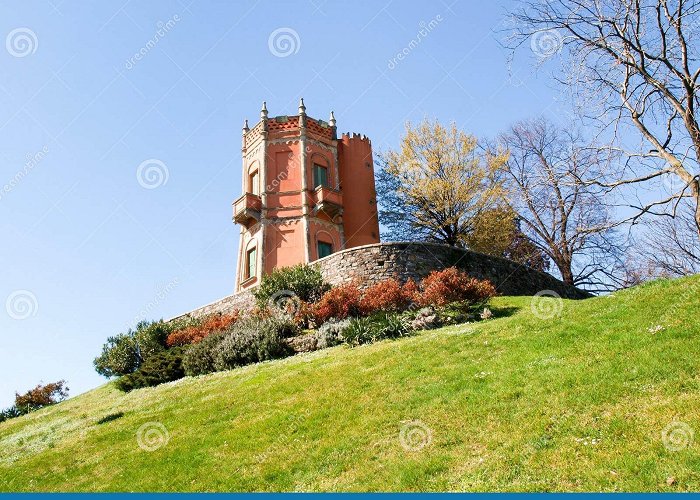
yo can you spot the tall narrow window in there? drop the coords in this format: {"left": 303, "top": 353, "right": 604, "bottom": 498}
{"left": 317, "top": 241, "right": 333, "bottom": 259}
{"left": 246, "top": 247, "right": 257, "bottom": 279}
{"left": 249, "top": 170, "right": 259, "bottom": 195}
{"left": 313, "top": 163, "right": 328, "bottom": 188}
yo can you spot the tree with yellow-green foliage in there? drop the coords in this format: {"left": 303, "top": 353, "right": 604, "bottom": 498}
{"left": 376, "top": 119, "right": 510, "bottom": 248}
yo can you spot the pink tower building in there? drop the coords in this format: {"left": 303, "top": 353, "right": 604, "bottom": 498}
{"left": 232, "top": 99, "right": 380, "bottom": 292}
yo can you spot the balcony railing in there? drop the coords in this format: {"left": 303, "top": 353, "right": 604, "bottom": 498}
{"left": 311, "top": 186, "right": 343, "bottom": 217}
{"left": 232, "top": 193, "right": 262, "bottom": 227}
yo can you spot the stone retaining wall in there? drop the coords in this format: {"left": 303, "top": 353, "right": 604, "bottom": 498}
{"left": 171, "top": 241, "right": 589, "bottom": 320}
{"left": 313, "top": 242, "right": 590, "bottom": 299}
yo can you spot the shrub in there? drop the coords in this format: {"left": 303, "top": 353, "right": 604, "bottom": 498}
{"left": 0, "top": 406, "right": 22, "bottom": 423}
{"left": 358, "top": 278, "right": 416, "bottom": 316}
{"left": 115, "top": 348, "right": 185, "bottom": 392}
{"left": 343, "top": 313, "right": 413, "bottom": 346}
{"left": 94, "top": 320, "right": 173, "bottom": 378}
{"left": 213, "top": 317, "right": 294, "bottom": 371}
{"left": 253, "top": 264, "right": 330, "bottom": 307}
{"left": 315, "top": 318, "right": 352, "bottom": 348}
{"left": 14, "top": 381, "right": 69, "bottom": 414}
{"left": 313, "top": 282, "right": 362, "bottom": 323}
{"left": 94, "top": 333, "right": 140, "bottom": 377}
{"left": 182, "top": 331, "right": 226, "bottom": 376}
{"left": 418, "top": 268, "right": 497, "bottom": 308}
{"left": 166, "top": 313, "right": 239, "bottom": 347}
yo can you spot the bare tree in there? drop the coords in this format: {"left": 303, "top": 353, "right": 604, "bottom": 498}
{"left": 635, "top": 199, "right": 700, "bottom": 275}
{"left": 498, "top": 117, "right": 625, "bottom": 291}
{"left": 510, "top": 0, "right": 700, "bottom": 256}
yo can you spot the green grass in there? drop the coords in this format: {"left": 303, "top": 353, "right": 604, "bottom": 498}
{"left": 1, "top": 276, "right": 700, "bottom": 492}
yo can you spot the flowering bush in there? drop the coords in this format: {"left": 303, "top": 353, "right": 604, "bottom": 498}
{"left": 313, "top": 282, "right": 362, "bottom": 323}
{"left": 358, "top": 278, "right": 416, "bottom": 316}
{"left": 166, "top": 312, "right": 239, "bottom": 347}
{"left": 417, "top": 268, "right": 497, "bottom": 308}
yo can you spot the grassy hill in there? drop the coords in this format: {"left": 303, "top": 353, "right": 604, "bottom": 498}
{"left": 1, "top": 276, "right": 699, "bottom": 492}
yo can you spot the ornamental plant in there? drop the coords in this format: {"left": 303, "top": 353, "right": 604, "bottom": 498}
{"left": 166, "top": 312, "right": 240, "bottom": 347}
{"left": 417, "top": 267, "right": 497, "bottom": 308}
{"left": 313, "top": 282, "right": 362, "bottom": 323}
{"left": 358, "top": 278, "right": 417, "bottom": 316}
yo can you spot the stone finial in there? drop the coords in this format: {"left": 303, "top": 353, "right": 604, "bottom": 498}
{"left": 298, "top": 97, "right": 306, "bottom": 115}
{"left": 329, "top": 111, "right": 336, "bottom": 128}
{"left": 260, "top": 101, "right": 268, "bottom": 119}
{"left": 242, "top": 119, "right": 249, "bottom": 134}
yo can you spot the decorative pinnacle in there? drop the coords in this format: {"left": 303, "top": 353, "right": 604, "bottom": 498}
{"left": 329, "top": 111, "right": 336, "bottom": 127}
{"left": 260, "top": 101, "right": 268, "bottom": 119}
{"left": 242, "top": 119, "right": 249, "bottom": 134}
{"left": 298, "top": 97, "right": 306, "bottom": 115}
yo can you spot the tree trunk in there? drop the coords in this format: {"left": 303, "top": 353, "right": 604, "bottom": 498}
{"left": 694, "top": 181, "right": 700, "bottom": 241}
{"left": 555, "top": 259, "right": 575, "bottom": 286}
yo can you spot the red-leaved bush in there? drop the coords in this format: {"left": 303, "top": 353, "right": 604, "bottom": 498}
{"left": 358, "top": 278, "right": 416, "bottom": 316}
{"left": 313, "top": 282, "right": 362, "bottom": 323}
{"left": 166, "top": 312, "right": 239, "bottom": 347}
{"left": 15, "top": 380, "right": 69, "bottom": 413}
{"left": 417, "top": 268, "right": 497, "bottom": 307}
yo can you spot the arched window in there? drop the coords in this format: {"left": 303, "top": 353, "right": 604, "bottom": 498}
{"left": 311, "top": 154, "right": 331, "bottom": 188}
{"left": 249, "top": 169, "right": 259, "bottom": 195}
{"left": 313, "top": 163, "right": 328, "bottom": 188}
{"left": 317, "top": 240, "right": 333, "bottom": 258}
{"left": 245, "top": 246, "right": 257, "bottom": 279}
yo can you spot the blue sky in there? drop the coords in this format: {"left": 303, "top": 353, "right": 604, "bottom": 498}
{"left": 0, "top": 0, "right": 576, "bottom": 407}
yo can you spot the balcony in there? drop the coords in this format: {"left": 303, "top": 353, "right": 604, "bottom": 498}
{"left": 311, "top": 186, "right": 343, "bottom": 218}
{"left": 232, "top": 193, "right": 262, "bottom": 227}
